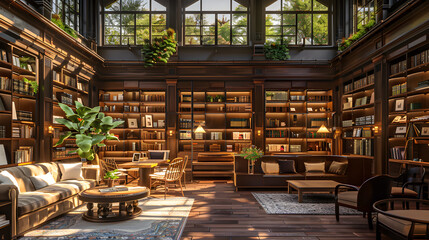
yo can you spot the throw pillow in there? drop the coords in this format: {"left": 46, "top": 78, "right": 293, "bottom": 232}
{"left": 328, "top": 161, "right": 348, "bottom": 175}
{"left": 278, "top": 160, "right": 297, "bottom": 173}
{"left": 261, "top": 162, "right": 279, "bottom": 174}
{"left": 304, "top": 162, "right": 325, "bottom": 173}
{"left": 58, "top": 162, "right": 84, "bottom": 181}
{"left": 0, "top": 170, "right": 21, "bottom": 193}
{"left": 30, "top": 172, "right": 56, "bottom": 190}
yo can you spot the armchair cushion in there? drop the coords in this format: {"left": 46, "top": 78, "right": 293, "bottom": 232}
{"left": 337, "top": 191, "right": 358, "bottom": 207}
{"left": 390, "top": 187, "right": 418, "bottom": 197}
{"left": 378, "top": 210, "right": 429, "bottom": 236}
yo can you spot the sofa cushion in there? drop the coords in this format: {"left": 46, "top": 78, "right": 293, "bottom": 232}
{"left": 0, "top": 167, "right": 35, "bottom": 193}
{"left": 17, "top": 191, "right": 61, "bottom": 216}
{"left": 37, "top": 179, "right": 95, "bottom": 200}
{"left": 0, "top": 170, "right": 22, "bottom": 193}
{"left": 30, "top": 173, "right": 56, "bottom": 190}
{"left": 304, "top": 162, "right": 325, "bottom": 172}
{"left": 378, "top": 210, "right": 429, "bottom": 236}
{"left": 17, "top": 165, "right": 45, "bottom": 177}
{"left": 278, "top": 160, "right": 296, "bottom": 173}
{"left": 328, "top": 161, "right": 348, "bottom": 175}
{"left": 261, "top": 162, "right": 279, "bottom": 174}
{"left": 36, "top": 163, "right": 61, "bottom": 182}
{"left": 337, "top": 191, "right": 358, "bottom": 208}
{"left": 58, "top": 162, "right": 84, "bottom": 181}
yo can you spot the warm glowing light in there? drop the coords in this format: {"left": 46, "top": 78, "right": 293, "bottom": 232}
{"left": 317, "top": 124, "right": 330, "bottom": 133}
{"left": 194, "top": 125, "right": 206, "bottom": 133}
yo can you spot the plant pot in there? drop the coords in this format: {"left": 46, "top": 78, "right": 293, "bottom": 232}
{"left": 107, "top": 179, "right": 115, "bottom": 188}
{"left": 248, "top": 161, "right": 255, "bottom": 174}
{"left": 266, "top": 96, "right": 272, "bottom": 101}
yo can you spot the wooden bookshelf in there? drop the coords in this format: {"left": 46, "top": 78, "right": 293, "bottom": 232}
{"left": 98, "top": 90, "right": 166, "bottom": 163}
{"left": 0, "top": 42, "right": 38, "bottom": 168}
{"left": 264, "top": 89, "right": 333, "bottom": 155}
{"left": 388, "top": 44, "right": 429, "bottom": 164}
{"left": 341, "top": 70, "right": 375, "bottom": 158}
{"left": 178, "top": 90, "right": 253, "bottom": 153}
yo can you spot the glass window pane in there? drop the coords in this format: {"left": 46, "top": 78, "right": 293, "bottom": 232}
{"left": 232, "top": 26, "right": 247, "bottom": 35}
{"left": 297, "top": 14, "right": 311, "bottom": 44}
{"left": 105, "top": 0, "right": 120, "bottom": 11}
{"left": 105, "top": 35, "right": 120, "bottom": 45}
{"left": 105, "top": 14, "right": 120, "bottom": 26}
{"left": 186, "top": 26, "right": 201, "bottom": 35}
{"left": 152, "top": 14, "right": 166, "bottom": 26}
{"left": 122, "top": 25, "right": 134, "bottom": 36}
{"left": 152, "top": 0, "right": 167, "bottom": 11}
{"left": 185, "top": 14, "right": 201, "bottom": 25}
{"left": 133, "top": 0, "right": 149, "bottom": 11}
{"left": 185, "top": 0, "right": 200, "bottom": 11}
{"left": 266, "top": 26, "right": 282, "bottom": 36}
{"left": 185, "top": 36, "right": 201, "bottom": 45}
{"left": 283, "top": 36, "right": 296, "bottom": 45}
{"left": 218, "top": 14, "right": 231, "bottom": 45}
{"left": 136, "top": 27, "right": 150, "bottom": 44}
{"left": 291, "top": 0, "right": 311, "bottom": 11}
{"left": 202, "top": 26, "right": 215, "bottom": 35}
{"left": 121, "top": 14, "right": 135, "bottom": 26}
{"left": 266, "top": 36, "right": 281, "bottom": 43}
{"left": 232, "top": 13, "right": 247, "bottom": 25}
{"left": 122, "top": 35, "right": 135, "bottom": 45}
{"left": 266, "top": 14, "right": 281, "bottom": 26}
{"left": 282, "top": 14, "right": 296, "bottom": 25}
{"left": 265, "top": 0, "right": 281, "bottom": 11}
{"left": 202, "top": 36, "right": 216, "bottom": 45}
{"left": 232, "top": 0, "right": 248, "bottom": 11}
{"left": 136, "top": 14, "right": 150, "bottom": 26}
{"left": 283, "top": 26, "right": 295, "bottom": 35}
{"left": 313, "top": 0, "right": 328, "bottom": 11}
{"left": 203, "top": 14, "right": 216, "bottom": 25}
{"left": 313, "top": 14, "right": 328, "bottom": 45}
{"left": 152, "top": 26, "right": 166, "bottom": 36}
{"left": 202, "top": 0, "right": 230, "bottom": 11}
{"left": 121, "top": 0, "right": 141, "bottom": 11}
{"left": 232, "top": 35, "right": 247, "bottom": 45}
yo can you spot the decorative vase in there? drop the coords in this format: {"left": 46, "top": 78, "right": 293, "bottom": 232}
{"left": 107, "top": 179, "right": 115, "bottom": 188}
{"left": 248, "top": 161, "right": 255, "bottom": 174}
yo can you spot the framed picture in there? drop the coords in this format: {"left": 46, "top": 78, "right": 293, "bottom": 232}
{"left": 128, "top": 118, "right": 138, "bottom": 128}
{"left": 421, "top": 127, "right": 429, "bottom": 136}
{"left": 145, "top": 115, "right": 153, "bottom": 128}
{"left": 132, "top": 153, "right": 141, "bottom": 162}
{"left": 307, "top": 107, "right": 313, "bottom": 112}
{"left": 290, "top": 107, "right": 296, "bottom": 112}
{"left": 395, "top": 126, "right": 407, "bottom": 134}
{"left": 395, "top": 99, "right": 405, "bottom": 111}
{"left": 141, "top": 116, "right": 145, "bottom": 127}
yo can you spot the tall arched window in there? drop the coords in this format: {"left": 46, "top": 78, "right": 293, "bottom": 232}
{"left": 103, "top": 0, "right": 167, "bottom": 45}
{"left": 265, "top": 0, "right": 330, "bottom": 46}
{"left": 52, "top": 0, "right": 80, "bottom": 32}
{"left": 183, "top": 0, "right": 249, "bottom": 45}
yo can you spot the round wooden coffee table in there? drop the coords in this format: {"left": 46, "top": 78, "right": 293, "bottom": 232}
{"left": 78, "top": 186, "right": 149, "bottom": 222}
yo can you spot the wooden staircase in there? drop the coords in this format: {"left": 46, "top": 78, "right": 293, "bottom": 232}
{"left": 192, "top": 152, "right": 235, "bottom": 179}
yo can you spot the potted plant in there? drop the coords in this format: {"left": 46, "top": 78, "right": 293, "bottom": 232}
{"left": 207, "top": 95, "right": 214, "bottom": 102}
{"left": 215, "top": 95, "right": 224, "bottom": 102}
{"left": 104, "top": 169, "right": 120, "bottom": 187}
{"left": 54, "top": 101, "right": 124, "bottom": 166}
{"left": 239, "top": 146, "right": 264, "bottom": 174}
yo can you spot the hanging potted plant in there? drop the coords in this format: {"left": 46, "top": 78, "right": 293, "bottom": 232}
{"left": 104, "top": 169, "right": 120, "bottom": 187}
{"left": 142, "top": 28, "right": 177, "bottom": 67}
{"left": 239, "top": 146, "right": 263, "bottom": 174}
{"left": 54, "top": 101, "right": 124, "bottom": 166}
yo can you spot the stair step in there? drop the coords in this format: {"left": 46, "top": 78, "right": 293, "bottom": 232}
{"left": 193, "top": 162, "right": 234, "bottom": 166}
{"left": 192, "top": 171, "right": 234, "bottom": 177}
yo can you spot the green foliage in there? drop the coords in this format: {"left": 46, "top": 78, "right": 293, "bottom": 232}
{"left": 239, "top": 146, "right": 264, "bottom": 162}
{"left": 104, "top": 169, "right": 120, "bottom": 180}
{"left": 142, "top": 28, "right": 177, "bottom": 67}
{"left": 51, "top": 14, "right": 78, "bottom": 39}
{"left": 206, "top": 95, "right": 214, "bottom": 102}
{"left": 54, "top": 101, "right": 124, "bottom": 161}
{"left": 264, "top": 42, "right": 290, "bottom": 61}
{"left": 23, "top": 77, "right": 38, "bottom": 94}
{"left": 215, "top": 95, "right": 224, "bottom": 102}
{"left": 338, "top": 18, "right": 376, "bottom": 51}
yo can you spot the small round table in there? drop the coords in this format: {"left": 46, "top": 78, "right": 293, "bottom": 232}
{"left": 78, "top": 186, "right": 149, "bottom": 222}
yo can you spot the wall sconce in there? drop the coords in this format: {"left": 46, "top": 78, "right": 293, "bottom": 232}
{"left": 169, "top": 130, "right": 174, "bottom": 137}
{"left": 373, "top": 126, "right": 379, "bottom": 134}
{"left": 48, "top": 125, "right": 54, "bottom": 134}
{"left": 257, "top": 130, "right": 261, "bottom": 136}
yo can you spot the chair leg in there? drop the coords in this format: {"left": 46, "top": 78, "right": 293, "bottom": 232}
{"left": 335, "top": 202, "right": 340, "bottom": 222}
{"left": 164, "top": 181, "right": 167, "bottom": 200}
{"left": 376, "top": 222, "right": 381, "bottom": 240}
{"left": 125, "top": 175, "right": 128, "bottom": 185}
{"left": 367, "top": 212, "right": 373, "bottom": 230}
{"left": 182, "top": 174, "right": 186, "bottom": 189}
{"left": 179, "top": 180, "right": 184, "bottom": 197}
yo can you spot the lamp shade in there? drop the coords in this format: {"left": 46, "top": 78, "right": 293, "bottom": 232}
{"left": 317, "top": 124, "right": 330, "bottom": 133}
{"left": 194, "top": 125, "right": 206, "bottom": 133}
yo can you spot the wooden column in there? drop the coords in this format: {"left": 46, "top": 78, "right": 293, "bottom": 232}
{"left": 253, "top": 79, "right": 264, "bottom": 150}
{"left": 166, "top": 79, "right": 178, "bottom": 158}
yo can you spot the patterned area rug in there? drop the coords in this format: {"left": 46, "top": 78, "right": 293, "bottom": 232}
{"left": 20, "top": 197, "right": 194, "bottom": 240}
{"left": 252, "top": 193, "right": 360, "bottom": 215}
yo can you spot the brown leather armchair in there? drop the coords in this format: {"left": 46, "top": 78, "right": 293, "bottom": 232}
{"left": 335, "top": 175, "right": 393, "bottom": 229}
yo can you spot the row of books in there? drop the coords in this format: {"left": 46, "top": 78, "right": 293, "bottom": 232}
{"left": 290, "top": 95, "right": 305, "bottom": 101}
{"left": 391, "top": 82, "right": 407, "bottom": 96}
{"left": 0, "top": 77, "right": 11, "bottom": 91}
{"left": 232, "top": 132, "right": 251, "bottom": 140}
{"left": 15, "top": 146, "right": 33, "bottom": 163}
{"left": 267, "top": 144, "right": 289, "bottom": 152}
{"left": 391, "top": 60, "right": 407, "bottom": 75}
{"left": 410, "top": 49, "right": 429, "bottom": 68}
{"left": 266, "top": 130, "right": 287, "bottom": 138}
{"left": 0, "top": 49, "right": 8, "bottom": 62}
{"left": 0, "top": 126, "right": 5, "bottom": 138}
{"left": 355, "top": 115, "right": 375, "bottom": 126}
{"left": 390, "top": 146, "right": 406, "bottom": 160}
{"left": 141, "top": 142, "right": 165, "bottom": 151}
{"left": 352, "top": 139, "right": 373, "bottom": 156}
{"left": 13, "top": 78, "right": 35, "bottom": 96}
{"left": 77, "top": 82, "right": 88, "bottom": 92}
{"left": 16, "top": 111, "right": 33, "bottom": 121}
{"left": 12, "top": 55, "right": 35, "bottom": 73}
{"left": 354, "top": 92, "right": 375, "bottom": 107}
{"left": 12, "top": 125, "right": 34, "bottom": 138}
{"left": 230, "top": 118, "right": 249, "bottom": 128}
{"left": 307, "top": 95, "right": 332, "bottom": 102}
{"left": 210, "top": 132, "right": 223, "bottom": 140}
{"left": 266, "top": 118, "right": 285, "bottom": 127}
{"left": 53, "top": 146, "right": 78, "bottom": 158}
{"left": 309, "top": 118, "right": 327, "bottom": 128}
{"left": 229, "top": 143, "right": 252, "bottom": 152}
{"left": 142, "top": 131, "right": 165, "bottom": 140}
{"left": 142, "top": 94, "right": 165, "bottom": 102}
{"left": 101, "top": 93, "right": 124, "bottom": 102}
{"left": 343, "top": 74, "right": 375, "bottom": 93}
{"left": 226, "top": 105, "right": 251, "bottom": 112}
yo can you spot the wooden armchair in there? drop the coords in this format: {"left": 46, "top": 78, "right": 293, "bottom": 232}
{"left": 391, "top": 167, "right": 426, "bottom": 200}
{"left": 335, "top": 175, "right": 393, "bottom": 229}
{"left": 150, "top": 157, "right": 185, "bottom": 199}
{"left": 373, "top": 198, "right": 429, "bottom": 240}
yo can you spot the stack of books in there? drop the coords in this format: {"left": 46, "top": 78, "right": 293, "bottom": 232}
{"left": 0, "top": 215, "right": 9, "bottom": 228}
{"left": 17, "top": 111, "right": 33, "bottom": 121}
{"left": 12, "top": 125, "right": 33, "bottom": 138}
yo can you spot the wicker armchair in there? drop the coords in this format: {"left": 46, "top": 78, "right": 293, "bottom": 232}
{"left": 150, "top": 157, "right": 185, "bottom": 199}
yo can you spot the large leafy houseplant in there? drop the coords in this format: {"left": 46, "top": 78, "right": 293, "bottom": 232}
{"left": 239, "top": 146, "right": 264, "bottom": 174}
{"left": 264, "top": 42, "right": 290, "bottom": 61}
{"left": 54, "top": 101, "right": 124, "bottom": 163}
{"left": 142, "top": 28, "right": 177, "bottom": 67}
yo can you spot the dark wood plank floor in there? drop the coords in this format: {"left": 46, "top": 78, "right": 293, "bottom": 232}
{"left": 149, "top": 180, "right": 382, "bottom": 240}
